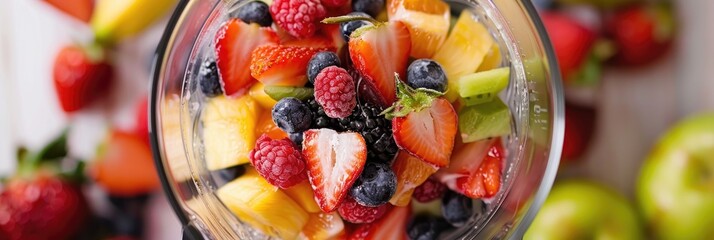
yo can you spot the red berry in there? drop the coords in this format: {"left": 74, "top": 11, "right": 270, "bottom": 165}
{"left": 412, "top": 177, "right": 446, "bottom": 203}
{"left": 314, "top": 66, "right": 356, "bottom": 118}
{"left": 270, "top": 0, "right": 326, "bottom": 38}
{"left": 338, "top": 195, "right": 390, "bottom": 224}
{"left": 249, "top": 134, "right": 307, "bottom": 189}
{"left": 53, "top": 44, "right": 113, "bottom": 113}
{"left": 321, "top": 0, "right": 350, "bottom": 8}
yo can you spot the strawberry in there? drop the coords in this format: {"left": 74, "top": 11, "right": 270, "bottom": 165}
{"left": 302, "top": 129, "right": 367, "bottom": 212}
{"left": 250, "top": 44, "right": 331, "bottom": 87}
{"left": 348, "top": 206, "right": 410, "bottom": 240}
{"left": 53, "top": 44, "right": 113, "bottom": 113}
{"left": 384, "top": 79, "right": 457, "bottom": 168}
{"left": 323, "top": 16, "right": 411, "bottom": 108}
{"left": 605, "top": 3, "right": 675, "bottom": 66}
{"left": 562, "top": 103, "right": 596, "bottom": 162}
{"left": 540, "top": 11, "right": 596, "bottom": 83}
{"left": 90, "top": 130, "right": 160, "bottom": 196}
{"left": 134, "top": 95, "right": 149, "bottom": 145}
{"left": 215, "top": 19, "right": 279, "bottom": 96}
{"left": 433, "top": 138, "right": 504, "bottom": 199}
{"left": 43, "top": 0, "right": 93, "bottom": 22}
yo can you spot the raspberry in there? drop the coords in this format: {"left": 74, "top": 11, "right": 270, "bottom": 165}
{"left": 321, "top": 0, "right": 350, "bottom": 8}
{"left": 314, "top": 66, "right": 356, "bottom": 118}
{"left": 412, "top": 177, "right": 447, "bottom": 203}
{"left": 249, "top": 134, "right": 307, "bottom": 189}
{"left": 270, "top": 0, "right": 326, "bottom": 38}
{"left": 337, "top": 195, "right": 390, "bottom": 223}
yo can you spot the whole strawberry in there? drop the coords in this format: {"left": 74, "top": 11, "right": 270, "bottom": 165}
{"left": 0, "top": 175, "right": 89, "bottom": 240}
{"left": 53, "top": 44, "right": 113, "bottom": 113}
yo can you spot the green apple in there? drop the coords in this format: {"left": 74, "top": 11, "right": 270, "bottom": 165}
{"left": 637, "top": 114, "right": 714, "bottom": 239}
{"left": 525, "top": 180, "right": 644, "bottom": 240}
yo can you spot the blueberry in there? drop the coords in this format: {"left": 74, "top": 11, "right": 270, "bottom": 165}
{"left": 352, "top": 0, "right": 385, "bottom": 18}
{"left": 307, "top": 51, "right": 341, "bottom": 84}
{"left": 407, "top": 215, "right": 452, "bottom": 240}
{"left": 211, "top": 165, "right": 246, "bottom": 187}
{"left": 289, "top": 132, "right": 304, "bottom": 147}
{"left": 232, "top": 1, "right": 272, "bottom": 27}
{"left": 407, "top": 59, "right": 448, "bottom": 93}
{"left": 441, "top": 191, "right": 474, "bottom": 227}
{"left": 340, "top": 12, "right": 372, "bottom": 42}
{"left": 350, "top": 162, "right": 396, "bottom": 207}
{"left": 199, "top": 60, "right": 223, "bottom": 97}
{"left": 272, "top": 98, "right": 313, "bottom": 133}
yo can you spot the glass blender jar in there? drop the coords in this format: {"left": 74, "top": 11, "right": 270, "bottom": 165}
{"left": 150, "top": 0, "right": 564, "bottom": 239}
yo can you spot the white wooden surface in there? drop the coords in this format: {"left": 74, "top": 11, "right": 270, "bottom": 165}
{"left": 0, "top": 0, "right": 713, "bottom": 238}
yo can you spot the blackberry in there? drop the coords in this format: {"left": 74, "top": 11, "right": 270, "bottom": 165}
{"left": 305, "top": 98, "right": 340, "bottom": 129}
{"left": 339, "top": 102, "right": 398, "bottom": 164}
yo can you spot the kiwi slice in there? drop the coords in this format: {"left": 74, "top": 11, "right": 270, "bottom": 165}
{"left": 264, "top": 86, "right": 314, "bottom": 101}
{"left": 461, "top": 93, "right": 496, "bottom": 106}
{"left": 458, "top": 67, "right": 510, "bottom": 99}
{"left": 458, "top": 97, "right": 511, "bottom": 143}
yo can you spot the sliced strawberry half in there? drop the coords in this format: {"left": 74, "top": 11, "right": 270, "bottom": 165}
{"left": 438, "top": 139, "right": 504, "bottom": 199}
{"left": 250, "top": 44, "right": 330, "bottom": 87}
{"left": 348, "top": 21, "right": 411, "bottom": 108}
{"left": 303, "top": 129, "right": 367, "bottom": 212}
{"left": 215, "top": 19, "right": 279, "bottom": 96}
{"left": 348, "top": 206, "right": 410, "bottom": 240}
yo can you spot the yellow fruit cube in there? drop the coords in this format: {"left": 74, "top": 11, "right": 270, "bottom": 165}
{"left": 203, "top": 95, "right": 260, "bottom": 170}
{"left": 284, "top": 181, "right": 321, "bottom": 213}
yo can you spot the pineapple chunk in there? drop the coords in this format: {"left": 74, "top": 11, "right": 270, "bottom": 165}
{"left": 478, "top": 43, "right": 503, "bottom": 72}
{"left": 387, "top": 0, "right": 450, "bottom": 58}
{"left": 218, "top": 169, "right": 309, "bottom": 239}
{"left": 203, "top": 95, "right": 260, "bottom": 170}
{"left": 249, "top": 82, "right": 277, "bottom": 109}
{"left": 284, "top": 181, "right": 321, "bottom": 213}
{"left": 433, "top": 11, "right": 494, "bottom": 102}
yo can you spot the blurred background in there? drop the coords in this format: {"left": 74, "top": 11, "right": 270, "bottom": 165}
{"left": 0, "top": 0, "right": 712, "bottom": 239}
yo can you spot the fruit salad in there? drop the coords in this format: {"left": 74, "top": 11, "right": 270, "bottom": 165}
{"left": 192, "top": 0, "right": 514, "bottom": 238}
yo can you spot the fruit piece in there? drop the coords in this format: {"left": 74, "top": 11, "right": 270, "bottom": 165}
{"left": 477, "top": 44, "right": 502, "bottom": 72}
{"left": 540, "top": 11, "right": 596, "bottom": 82}
{"left": 406, "top": 59, "right": 447, "bottom": 92}
{"left": 387, "top": 0, "right": 450, "bottom": 58}
{"left": 386, "top": 80, "right": 457, "bottom": 168}
{"left": 350, "top": 162, "right": 397, "bottom": 207}
{"left": 290, "top": 132, "right": 305, "bottom": 148}
{"left": 199, "top": 60, "right": 223, "bottom": 97}
{"left": 412, "top": 198, "right": 442, "bottom": 217}
{"left": 256, "top": 108, "right": 289, "bottom": 139}
{"left": 433, "top": 11, "right": 494, "bottom": 102}
{"left": 338, "top": 195, "right": 390, "bottom": 223}
{"left": 337, "top": 102, "right": 398, "bottom": 164}
{"left": 0, "top": 175, "right": 89, "bottom": 240}
{"left": 272, "top": 98, "right": 313, "bottom": 133}
{"left": 249, "top": 134, "right": 307, "bottom": 189}
{"left": 339, "top": 12, "right": 372, "bottom": 42}
{"left": 284, "top": 35, "right": 339, "bottom": 49}
{"left": 303, "top": 129, "right": 367, "bottom": 212}
{"left": 300, "top": 212, "right": 346, "bottom": 240}
{"left": 344, "top": 19, "right": 411, "bottom": 108}
{"left": 52, "top": 44, "right": 113, "bottom": 113}
{"left": 133, "top": 95, "right": 149, "bottom": 145}
{"left": 215, "top": 19, "right": 279, "bottom": 96}
{"left": 322, "top": 0, "right": 351, "bottom": 8}
{"left": 43, "top": 0, "right": 93, "bottom": 22}
{"left": 349, "top": 205, "right": 410, "bottom": 240}
{"left": 91, "top": 0, "right": 177, "bottom": 45}
{"left": 270, "top": 0, "right": 327, "bottom": 38}
{"left": 91, "top": 130, "right": 160, "bottom": 196}
{"left": 218, "top": 169, "right": 309, "bottom": 239}
{"left": 605, "top": 4, "right": 675, "bottom": 66}
{"left": 284, "top": 180, "right": 322, "bottom": 213}
{"left": 352, "top": 0, "right": 384, "bottom": 17}
{"left": 457, "top": 67, "right": 509, "bottom": 99}
{"left": 251, "top": 45, "right": 329, "bottom": 87}
{"left": 203, "top": 95, "right": 261, "bottom": 170}
{"left": 458, "top": 98, "right": 512, "bottom": 143}
{"left": 233, "top": 1, "right": 273, "bottom": 27}
{"left": 305, "top": 98, "right": 340, "bottom": 129}
{"left": 307, "top": 51, "right": 342, "bottom": 84}
{"left": 249, "top": 82, "right": 278, "bottom": 108}
{"left": 434, "top": 139, "right": 504, "bottom": 199}
{"left": 441, "top": 190, "right": 472, "bottom": 227}
{"left": 407, "top": 215, "right": 451, "bottom": 240}
{"left": 314, "top": 66, "right": 357, "bottom": 118}
{"left": 440, "top": 138, "right": 495, "bottom": 176}
{"left": 413, "top": 177, "right": 447, "bottom": 203}
{"left": 389, "top": 151, "right": 439, "bottom": 206}
{"left": 265, "top": 86, "right": 315, "bottom": 101}
{"left": 526, "top": 181, "right": 644, "bottom": 240}
{"left": 318, "top": 23, "right": 348, "bottom": 54}
{"left": 637, "top": 114, "right": 714, "bottom": 240}
{"left": 562, "top": 103, "right": 596, "bottom": 161}
{"left": 455, "top": 146, "right": 502, "bottom": 199}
